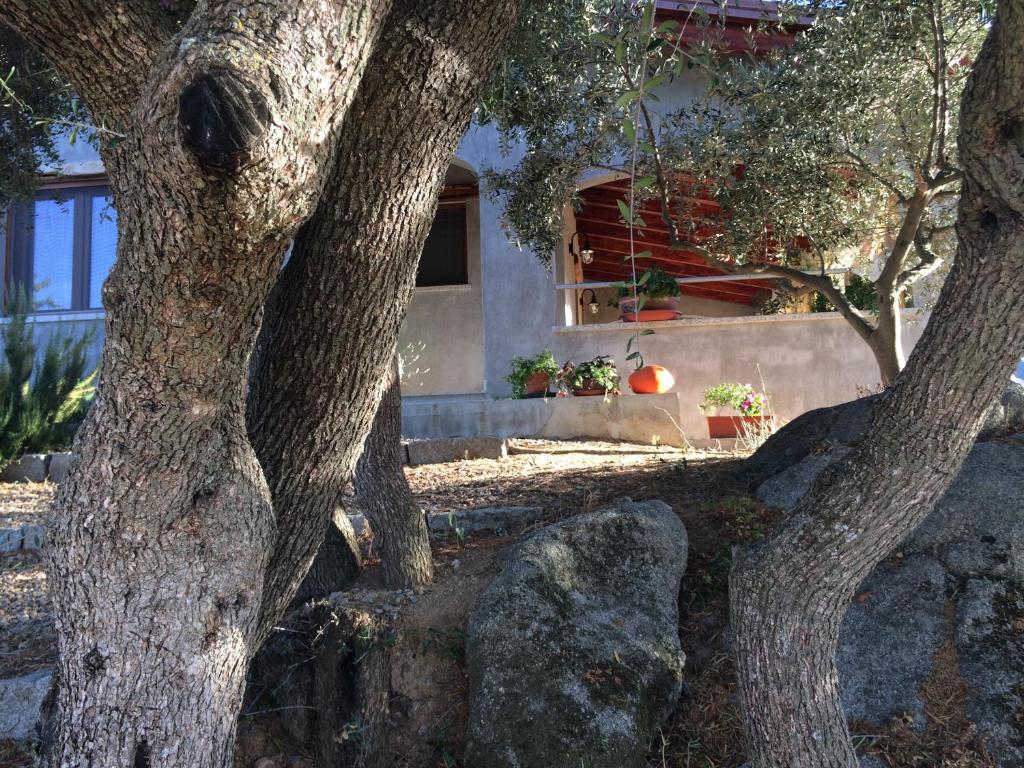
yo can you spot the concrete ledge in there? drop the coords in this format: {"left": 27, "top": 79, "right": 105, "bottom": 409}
{"left": 428, "top": 506, "right": 545, "bottom": 536}
{"left": 0, "top": 454, "right": 49, "bottom": 483}
{"left": 0, "top": 451, "right": 73, "bottom": 484}
{"left": 402, "top": 393, "right": 685, "bottom": 448}
{"left": 406, "top": 436, "right": 508, "bottom": 465}
{"left": 0, "top": 523, "right": 48, "bottom": 552}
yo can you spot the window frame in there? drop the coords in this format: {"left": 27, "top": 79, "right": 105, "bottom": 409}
{"left": 415, "top": 200, "right": 470, "bottom": 289}
{"left": 6, "top": 176, "right": 115, "bottom": 314}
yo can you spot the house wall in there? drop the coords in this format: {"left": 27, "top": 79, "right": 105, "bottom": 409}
{"left": 398, "top": 197, "right": 485, "bottom": 395}
{"left": 552, "top": 310, "right": 930, "bottom": 440}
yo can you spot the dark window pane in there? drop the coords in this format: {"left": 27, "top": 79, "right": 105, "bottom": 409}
{"left": 416, "top": 206, "right": 468, "bottom": 287}
{"left": 89, "top": 195, "right": 117, "bottom": 309}
{"left": 31, "top": 198, "right": 75, "bottom": 311}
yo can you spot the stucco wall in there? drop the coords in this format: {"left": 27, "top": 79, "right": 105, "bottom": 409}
{"left": 552, "top": 310, "right": 930, "bottom": 441}
{"left": 398, "top": 197, "right": 485, "bottom": 395}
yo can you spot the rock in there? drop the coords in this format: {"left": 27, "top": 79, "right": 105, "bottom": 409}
{"left": 758, "top": 429, "right": 1024, "bottom": 763}
{"left": 837, "top": 555, "right": 948, "bottom": 729}
{"left": 0, "top": 454, "right": 49, "bottom": 483}
{"left": 0, "top": 528, "right": 21, "bottom": 553}
{"left": 406, "top": 437, "right": 507, "bottom": 465}
{"left": 755, "top": 446, "right": 850, "bottom": 511}
{"left": 954, "top": 578, "right": 1024, "bottom": 768}
{"left": 19, "top": 524, "right": 45, "bottom": 551}
{"left": 743, "top": 395, "right": 878, "bottom": 487}
{"left": 427, "top": 505, "right": 545, "bottom": 536}
{"left": 902, "top": 442, "right": 1024, "bottom": 582}
{"left": 744, "top": 380, "right": 1024, "bottom": 489}
{"left": 0, "top": 668, "right": 52, "bottom": 740}
{"left": 464, "top": 500, "right": 687, "bottom": 768}
{"left": 755, "top": 439, "right": 1024, "bottom": 585}
{"left": 46, "top": 452, "right": 73, "bottom": 483}
{"left": 981, "top": 379, "right": 1024, "bottom": 439}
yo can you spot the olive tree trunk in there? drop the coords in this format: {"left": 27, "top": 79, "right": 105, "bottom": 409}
{"left": 247, "top": 0, "right": 521, "bottom": 634}
{"left": 730, "top": 4, "right": 1024, "bottom": 766}
{"left": 13, "top": 1, "right": 388, "bottom": 765}
{"left": 6, "top": 0, "right": 521, "bottom": 763}
{"left": 354, "top": 360, "right": 433, "bottom": 588}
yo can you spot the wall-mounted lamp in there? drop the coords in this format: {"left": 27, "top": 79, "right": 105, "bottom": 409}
{"left": 580, "top": 288, "right": 600, "bottom": 315}
{"left": 569, "top": 231, "right": 594, "bottom": 265}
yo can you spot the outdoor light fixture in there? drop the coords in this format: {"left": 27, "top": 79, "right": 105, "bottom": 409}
{"left": 569, "top": 231, "right": 595, "bottom": 265}
{"left": 580, "top": 288, "right": 600, "bottom": 315}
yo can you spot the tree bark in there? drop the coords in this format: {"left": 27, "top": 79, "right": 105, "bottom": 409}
{"left": 247, "top": 0, "right": 523, "bottom": 640}
{"left": 354, "top": 360, "right": 433, "bottom": 588}
{"left": 730, "top": 4, "right": 1024, "bottom": 766}
{"left": 28, "top": 2, "right": 389, "bottom": 766}
{"left": 867, "top": 288, "right": 905, "bottom": 386}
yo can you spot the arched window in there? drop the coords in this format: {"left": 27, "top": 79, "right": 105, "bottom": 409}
{"left": 415, "top": 163, "right": 477, "bottom": 288}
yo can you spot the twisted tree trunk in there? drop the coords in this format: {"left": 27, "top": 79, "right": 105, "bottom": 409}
{"left": 355, "top": 360, "right": 433, "bottom": 588}
{"left": 731, "top": 4, "right": 1024, "bottom": 766}
{"left": 22, "top": 2, "right": 388, "bottom": 764}
{"left": 247, "top": 0, "right": 521, "bottom": 636}
{"left": 7, "top": 0, "right": 521, "bottom": 763}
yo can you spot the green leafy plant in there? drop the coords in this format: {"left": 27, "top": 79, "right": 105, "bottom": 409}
{"left": 610, "top": 267, "right": 681, "bottom": 308}
{"left": 0, "top": 291, "right": 96, "bottom": 467}
{"left": 503, "top": 349, "right": 559, "bottom": 399}
{"left": 557, "top": 355, "right": 620, "bottom": 395}
{"left": 700, "top": 383, "right": 766, "bottom": 417}
{"left": 811, "top": 273, "right": 880, "bottom": 313}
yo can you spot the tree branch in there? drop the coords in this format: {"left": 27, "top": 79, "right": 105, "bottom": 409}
{"left": 1, "top": 1, "right": 177, "bottom": 122}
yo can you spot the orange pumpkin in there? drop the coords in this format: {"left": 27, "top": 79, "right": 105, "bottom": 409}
{"left": 628, "top": 364, "right": 675, "bottom": 394}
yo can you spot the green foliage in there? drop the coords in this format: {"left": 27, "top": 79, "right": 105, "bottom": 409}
{"left": 557, "top": 355, "right": 620, "bottom": 394}
{"left": 0, "top": 292, "right": 95, "bottom": 467}
{"left": 612, "top": 266, "right": 681, "bottom": 306}
{"left": 0, "top": 26, "right": 74, "bottom": 209}
{"left": 811, "top": 273, "right": 879, "bottom": 313}
{"left": 487, "top": 1, "right": 986, "bottom": 290}
{"left": 700, "top": 382, "right": 766, "bottom": 417}
{"left": 503, "top": 348, "right": 560, "bottom": 398}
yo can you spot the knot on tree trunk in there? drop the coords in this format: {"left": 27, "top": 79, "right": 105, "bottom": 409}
{"left": 178, "top": 70, "right": 271, "bottom": 173}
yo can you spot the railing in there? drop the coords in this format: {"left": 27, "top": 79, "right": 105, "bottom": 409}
{"left": 554, "top": 267, "right": 851, "bottom": 292}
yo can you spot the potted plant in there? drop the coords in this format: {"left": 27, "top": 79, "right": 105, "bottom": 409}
{"left": 504, "top": 349, "right": 560, "bottom": 398}
{"left": 612, "top": 267, "right": 682, "bottom": 322}
{"left": 700, "top": 383, "right": 769, "bottom": 438}
{"left": 557, "top": 355, "right": 621, "bottom": 397}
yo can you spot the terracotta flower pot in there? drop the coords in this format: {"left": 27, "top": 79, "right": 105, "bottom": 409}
{"left": 620, "top": 295, "right": 680, "bottom": 323}
{"left": 619, "top": 296, "right": 679, "bottom": 312}
{"left": 621, "top": 309, "right": 681, "bottom": 323}
{"left": 706, "top": 415, "right": 768, "bottom": 438}
{"left": 524, "top": 371, "right": 551, "bottom": 397}
{"left": 628, "top": 365, "right": 675, "bottom": 394}
{"left": 572, "top": 378, "right": 610, "bottom": 396}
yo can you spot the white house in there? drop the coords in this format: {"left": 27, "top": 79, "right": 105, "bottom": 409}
{"left": 1, "top": 1, "right": 935, "bottom": 447}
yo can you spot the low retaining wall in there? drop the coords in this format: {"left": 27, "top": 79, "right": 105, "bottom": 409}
{"left": 402, "top": 393, "right": 687, "bottom": 447}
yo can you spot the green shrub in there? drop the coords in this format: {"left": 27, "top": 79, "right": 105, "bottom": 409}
{"left": 700, "top": 382, "right": 766, "bottom": 417}
{"left": 611, "top": 267, "right": 682, "bottom": 307}
{"left": 0, "top": 292, "right": 95, "bottom": 467}
{"left": 557, "top": 355, "right": 620, "bottom": 394}
{"left": 504, "top": 349, "right": 559, "bottom": 398}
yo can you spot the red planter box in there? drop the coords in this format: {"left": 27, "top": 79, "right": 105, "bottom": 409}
{"left": 706, "top": 415, "right": 768, "bottom": 438}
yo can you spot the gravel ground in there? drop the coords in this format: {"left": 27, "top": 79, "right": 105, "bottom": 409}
{"left": 0, "top": 484, "right": 52, "bottom": 529}
{"left": 0, "top": 440, "right": 715, "bottom": 680}
{"left": 0, "top": 484, "right": 54, "bottom": 678}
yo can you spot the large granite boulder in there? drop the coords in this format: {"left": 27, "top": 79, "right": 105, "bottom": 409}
{"left": 0, "top": 668, "right": 51, "bottom": 740}
{"left": 755, "top": 434, "right": 1024, "bottom": 765}
{"left": 744, "top": 380, "right": 1024, "bottom": 489}
{"left": 463, "top": 500, "right": 687, "bottom": 768}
